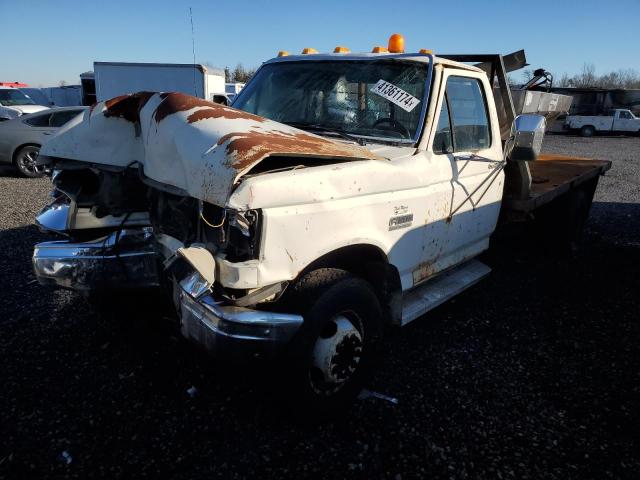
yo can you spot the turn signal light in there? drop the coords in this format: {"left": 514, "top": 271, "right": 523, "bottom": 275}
{"left": 419, "top": 49, "right": 433, "bottom": 55}
{"left": 277, "top": 50, "right": 289, "bottom": 57}
{"left": 372, "top": 46, "right": 388, "bottom": 53}
{"left": 333, "top": 46, "right": 350, "bottom": 53}
{"left": 388, "top": 33, "right": 405, "bottom": 53}
{"left": 302, "top": 48, "right": 318, "bottom": 54}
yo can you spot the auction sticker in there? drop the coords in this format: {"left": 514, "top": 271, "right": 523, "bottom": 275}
{"left": 371, "top": 80, "right": 421, "bottom": 112}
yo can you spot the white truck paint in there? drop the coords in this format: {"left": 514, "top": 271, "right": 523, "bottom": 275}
{"left": 565, "top": 109, "right": 640, "bottom": 136}
{"left": 33, "top": 48, "right": 611, "bottom": 412}
{"left": 94, "top": 62, "right": 226, "bottom": 103}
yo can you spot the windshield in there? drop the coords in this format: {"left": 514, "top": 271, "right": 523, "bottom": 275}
{"left": 233, "top": 60, "right": 428, "bottom": 142}
{"left": 0, "top": 89, "right": 36, "bottom": 106}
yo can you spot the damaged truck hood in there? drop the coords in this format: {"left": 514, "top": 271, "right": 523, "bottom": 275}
{"left": 41, "top": 92, "right": 382, "bottom": 205}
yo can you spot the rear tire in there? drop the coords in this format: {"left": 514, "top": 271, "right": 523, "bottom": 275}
{"left": 13, "top": 145, "right": 44, "bottom": 177}
{"left": 580, "top": 125, "right": 595, "bottom": 137}
{"left": 282, "top": 268, "right": 383, "bottom": 417}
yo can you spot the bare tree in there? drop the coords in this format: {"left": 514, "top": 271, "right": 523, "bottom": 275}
{"left": 58, "top": 80, "right": 67, "bottom": 87}
{"left": 521, "top": 69, "right": 534, "bottom": 85}
{"left": 556, "top": 73, "right": 571, "bottom": 88}
{"left": 555, "top": 65, "right": 640, "bottom": 89}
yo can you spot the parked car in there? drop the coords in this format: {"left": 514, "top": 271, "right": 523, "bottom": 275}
{"left": 565, "top": 108, "right": 640, "bottom": 136}
{"left": 0, "top": 86, "right": 50, "bottom": 121}
{"left": 0, "top": 107, "right": 86, "bottom": 177}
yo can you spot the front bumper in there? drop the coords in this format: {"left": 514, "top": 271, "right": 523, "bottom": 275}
{"left": 178, "top": 273, "right": 303, "bottom": 358}
{"left": 32, "top": 227, "right": 303, "bottom": 357}
{"left": 32, "top": 228, "right": 160, "bottom": 291}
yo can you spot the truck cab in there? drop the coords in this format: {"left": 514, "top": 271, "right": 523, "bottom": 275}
{"left": 32, "top": 36, "right": 610, "bottom": 413}
{"left": 610, "top": 109, "right": 640, "bottom": 132}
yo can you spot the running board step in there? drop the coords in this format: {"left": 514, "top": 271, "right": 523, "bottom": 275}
{"left": 401, "top": 260, "right": 491, "bottom": 326}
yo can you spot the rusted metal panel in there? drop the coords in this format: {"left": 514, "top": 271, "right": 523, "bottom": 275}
{"left": 503, "top": 154, "right": 612, "bottom": 212}
{"left": 41, "top": 92, "right": 382, "bottom": 206}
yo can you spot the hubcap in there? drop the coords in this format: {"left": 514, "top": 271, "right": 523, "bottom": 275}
{"left": 18, "top": 148, "right": 40, "bottom": 175}
{"left": 310, "top": 314, "right": 363, "bottom": 394}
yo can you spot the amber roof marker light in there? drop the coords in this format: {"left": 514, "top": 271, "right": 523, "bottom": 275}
{"left": 372, "top": 46, "right": 388, "bottom": 53}
{"left": 387, "top": 33, "right": 405, "bottom": 53}
{"left": 301, "top": 48, "right": 319, "bottom": 54}
{"left": 333, "top": 46, "right": 350, "bottom": 53}
{"left": 277, "top": 51, "right": 289, "bottom": 57}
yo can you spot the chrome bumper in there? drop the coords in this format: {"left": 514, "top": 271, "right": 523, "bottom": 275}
{"left": 36, "top": 195, "right": 150, "bottom": 235}
{"left": 32, "top": 228, "right": 160, "bottom": 291}
{"left": 178, "top": 273, "right": 303, "bottom": 356}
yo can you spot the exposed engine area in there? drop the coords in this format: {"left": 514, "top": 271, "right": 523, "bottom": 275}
{"left": 35, "top": 158, "right": 263, "bottom": 306}
{"left": 51, "top": 161, "right": 148, "bottom": 218}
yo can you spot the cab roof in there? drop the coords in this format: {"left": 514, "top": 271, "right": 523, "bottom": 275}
{"left": 263, "top": 52, "right": 483, "bottom": 73}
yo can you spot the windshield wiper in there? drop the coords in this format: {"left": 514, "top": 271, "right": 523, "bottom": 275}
{"left": 285, "top": 122, "right": 367, "bottom": 146}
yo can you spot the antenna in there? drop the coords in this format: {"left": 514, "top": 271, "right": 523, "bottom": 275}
{"left": 189, "top": 7, "right": 197, "bottom": 97}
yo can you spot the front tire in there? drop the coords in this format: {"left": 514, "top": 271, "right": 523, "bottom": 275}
{"left": 14, "top": 145, "right": 43, "bottom": 177}
{"left": 284, "top": 268, "right": 383, "bottom": 416}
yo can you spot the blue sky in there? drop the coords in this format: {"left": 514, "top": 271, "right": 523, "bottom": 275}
{"left": 1, "top": 0, "right": 638, "bottom": 87}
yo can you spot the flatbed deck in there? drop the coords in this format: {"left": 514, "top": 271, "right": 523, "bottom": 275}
{"left": 503, "top": 154, "right": 612, "bottom": 212}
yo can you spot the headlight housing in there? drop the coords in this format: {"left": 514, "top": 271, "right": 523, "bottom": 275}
{"left": 200, "top": 202, "right": 261, "bottom": 262}
{"left": 227, "top": 209, "right": 261, "bottom": 261}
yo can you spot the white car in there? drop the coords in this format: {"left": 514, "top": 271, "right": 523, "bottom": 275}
{"left": 0, "top": 86, "right": 50, "bottom": 121}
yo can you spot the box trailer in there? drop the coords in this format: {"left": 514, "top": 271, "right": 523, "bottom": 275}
{"left": 94, "top": 62, "right": 226, "bottom": 103}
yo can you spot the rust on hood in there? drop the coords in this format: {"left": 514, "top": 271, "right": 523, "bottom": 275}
{"left": 154, "top": 92, "right": 218, "bottom": 123}
{"left": 42, "top": 91, "right": 385, "bottom": 206}
{"left": 216, "top": 130, "right": 380, "bottom": 172}
{"left": 187, "top": 104, "right": 266, "bottom": 124}
{"left": 103, "top": 92, "right": 155, "bottom": 123}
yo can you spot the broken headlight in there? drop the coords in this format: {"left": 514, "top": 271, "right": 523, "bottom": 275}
{"left": 200, "top": 202, "right": 261, "bottom": 262}
{"left": 226, "top": 209, "right": 261, "bottom": 261}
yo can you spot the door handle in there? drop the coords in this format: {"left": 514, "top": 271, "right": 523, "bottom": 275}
{"left": 43, "top": 132, "right": 53, "bottom": 135}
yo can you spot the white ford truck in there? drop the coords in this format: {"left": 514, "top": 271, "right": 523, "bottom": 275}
{"left": 32, "top": 37, "right": 611, "bottom": 412}
{"left": 565, "top": 108, "right": 640, "bottom": 136}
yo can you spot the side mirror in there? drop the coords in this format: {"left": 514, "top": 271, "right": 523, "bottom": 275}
{"left": 505, "top": 114, "right": 546, "bottom": 161}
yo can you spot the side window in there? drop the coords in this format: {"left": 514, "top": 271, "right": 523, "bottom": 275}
{"left": 446, "top": 76, "right": 491, "bottom": 151}
{"left": 433, "top": 98, "right": 453, "bottom": 154}
{"left": 619, "top": 111, "right": 631, "bottom": 120}
{"left": 49, "top": 110, "right": 82, "bottom": 127}
{"left": 23, "top": 113, "right": 52, "bottom": 127}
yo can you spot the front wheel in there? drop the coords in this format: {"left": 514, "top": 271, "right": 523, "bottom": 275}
{"left": 14, "top": 145, "right": 44, "bottom": 177}
{"left": 283, "top": 268, "right": 383, "bottom": 416}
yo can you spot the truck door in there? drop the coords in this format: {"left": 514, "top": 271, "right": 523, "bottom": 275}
{"left": 420, "top": 69, "right": 503, "bottom": 278}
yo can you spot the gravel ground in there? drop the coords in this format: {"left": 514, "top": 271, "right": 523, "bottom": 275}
{"left": 0, "top": 135, "right": 639, "bottom": 479}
